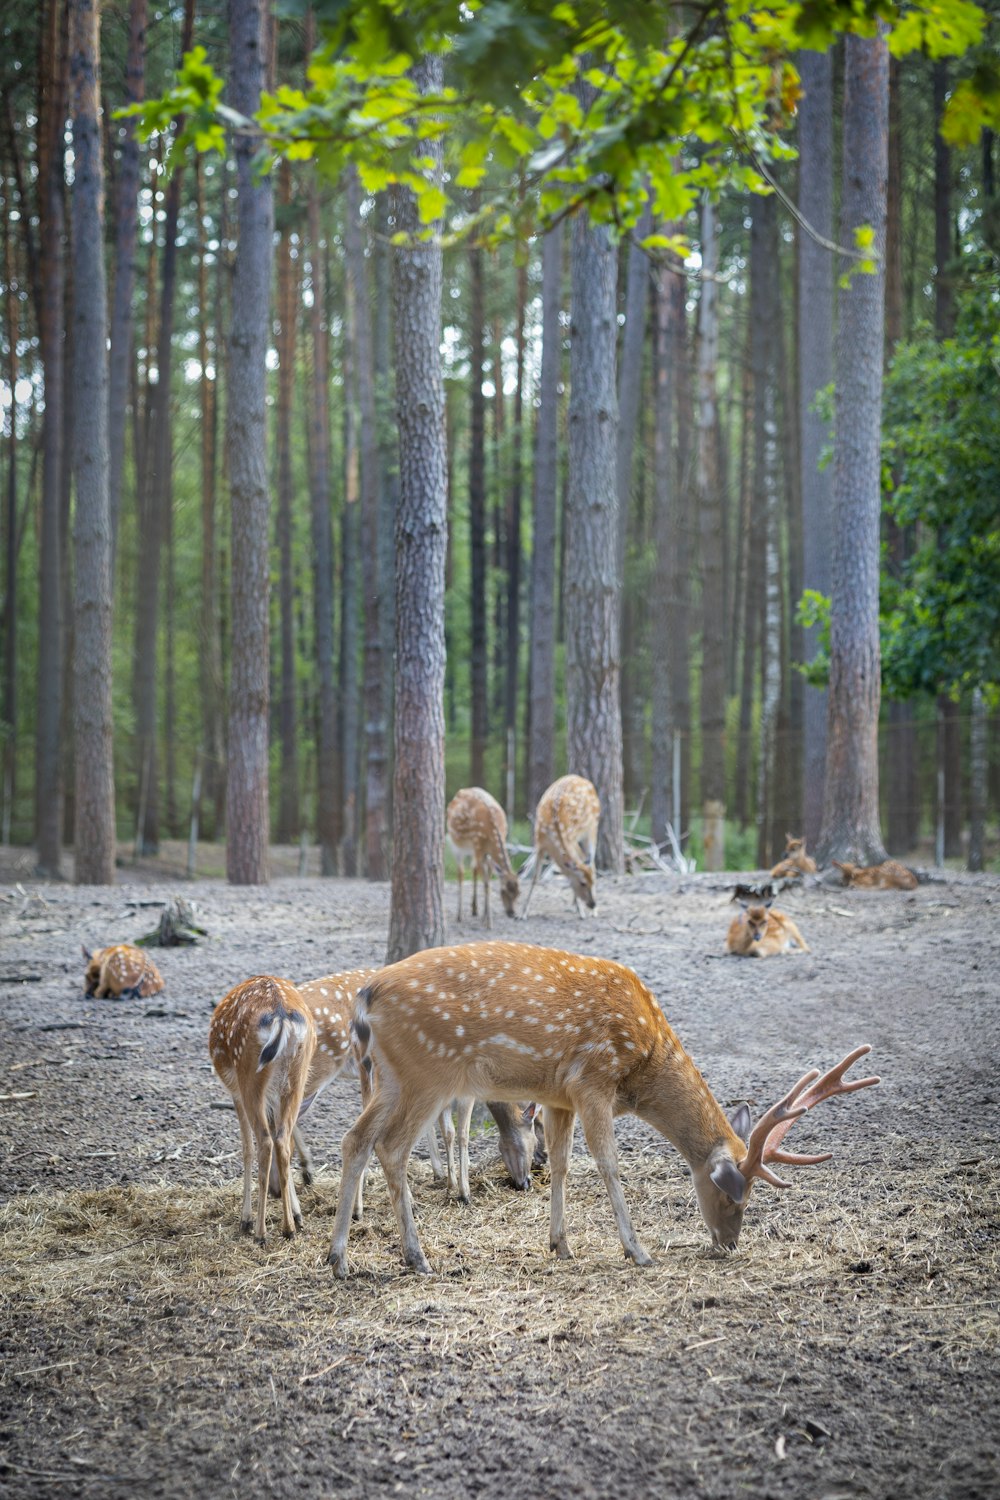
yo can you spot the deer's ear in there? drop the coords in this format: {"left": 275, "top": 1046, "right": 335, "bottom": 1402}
{"left": 711, "top": 1157, "right": 747, "bottom": 1205}
{"left": 728, "top": 1103, "right": 751, "bottom": 1143}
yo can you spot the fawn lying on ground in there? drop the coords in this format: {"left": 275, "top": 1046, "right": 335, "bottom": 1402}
{"left": 82, "top": 944, "right": 164, "bottom": 999}
{"left": 522, "top": 775, "right": 600, "bottom": 918}
{"left": 770, "top": 835, "right": 818, "bottom": 881}
{"left": 447, "top": 787, "right": 520, "bottom": 929}
{"left": 326, "top": 941, "right": 877, "bottom": 1276}
{"left": 726, "top": 894, "right": 810, "bottom": 957}
{"left": 833, "top": 859, "right": 918, "bottom": 890}
{"left": 209, "top": 975, "right": 315, "bottom": 1243}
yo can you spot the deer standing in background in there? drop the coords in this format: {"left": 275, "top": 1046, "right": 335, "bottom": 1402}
{"left": 770, "top": 835, "right": 818, "bottom": 881}
{"left": 522, "top": 775, "right": 600, "bottom": 918}
{"left": 447, "top": 787, "right": 520, "bottom": 929}
{"left": 833, "top": 859, "right": 918, "bottom": 891}
{"left": 326, "top": 941, "right": 878, "bottom": 1276}
{"left": 209, "top": 975, "right": 316, "bottom": 1243}
{"left": 82, "top": 944, "right": 164, "bottom": 999}
{"left": 727, "top": 895, "right": 810, "bottom": 957}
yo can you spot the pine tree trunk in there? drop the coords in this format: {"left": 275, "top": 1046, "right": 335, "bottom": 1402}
{"left": 817, "top": 31, "right": 890, "bottom": 866}
{"left": 345, "top": 168, "right": 389, "bottom": 880}
{"left": 696, "top": 198, "right": 726, "bottom": 870}
{"left": 798, "top": 48, "right": 835, "bottom": 850}
{"left": 36, "top": 0, "right": 68, "bottom": 877}
{"left": 505, "top": 260, "right": 527, "bottom": 809}
{"left": 386, "top": 55, "right": 447, "bottom": 963}
{"left": 70, "top": 0, "right": 116, "bottom": 884}
{"left": 340, "top": 283, "right": 361, "bottom": 878}
{"left": 275, "top": 160, "right": 299, "bottom": 844}
{"left": 566, "top": 196, "right": 624, "bottom": 874}
{"left": 197, "top": 157, "right": 226, "bottom": 839}
{"left": 2, "top": 214, "right": 20, "bottom": 841}
{"left": 650, "top": 243, "right": 682, "bottom": 847}
{"left": 968, "top": 688, "right": 986, "bottom": 872}
{"left": 527, "top": 222, "right": 562, "bottom": 813}
{"left": 373, "top": 189, "right": 397, "bottom": 792}
{"left": 617, "top": 206, "right": 651, "bottom": 803}
{"left": 468, "top": 217, "right": 488, "bottom": 786}
{"left": 107, "top": 0, "right": 145, "bottom": 566}
{"left": 226, "top": 0, "right": 273, "bottom": 885}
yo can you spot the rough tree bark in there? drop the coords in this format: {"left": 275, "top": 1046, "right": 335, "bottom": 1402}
{"left": 696, "top": 196, "right": 726, "bottom": 870}
{"left": 340, "top": 227, "right": 361, "bottom": 879}
{"left": 797, "top": 48, "right": 835, "bottom": 850}
{"left": 505, "top": 259, "right": 527, "bottom": 809}
{"left": 566, "top": 180, "right": 625, "bottom": 874}
{"left": 226, "top": 0, "right": 274, "bottom": 885}
{"left": 816, "top": 31, "right": 890, "bottom": 866}
{"left": 274, "top": 160, "right": 299, "bottom": 844}
{"left": 69, "top": 0, "right": 116, "bottom": 884}
{"left": 197, "top": 156, "right": 226, "bottom": 839}
{"left": 468, "top": 210, "right": 488, "bottom": 787}
{"left": 617, "top": 204, "right": 651, "bottom": 801}
{"left": 386, "top": 55, "right": 447, "bottom": 962}
{"left": 650, "top": 238, "right": 683, "bottom": 848}
{"left": 527, "top": 222, "right": 562, "bottom": 814}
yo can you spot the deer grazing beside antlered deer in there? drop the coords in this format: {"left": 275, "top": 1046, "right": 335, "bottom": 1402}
{"left": 209, "top": 975, "right": 316, "bottom": 1243}
{"left": 447, "top": 787, "right": 520, "bottom": 929}
{"left": 82, "top": 943, "right": 164, "bottom": 999}
{"left": 523, "top": 775, "right": 601, "bottom": 918}
{"left": 325, "top": 941, "right": 878, "bottom": 1276}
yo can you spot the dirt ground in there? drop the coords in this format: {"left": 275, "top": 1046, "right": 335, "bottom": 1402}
{"left": 1, "top": 848, "right": 998, "bottom": 1499}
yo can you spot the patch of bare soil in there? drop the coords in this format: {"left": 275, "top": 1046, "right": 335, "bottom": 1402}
{"left": 1, "top": 858, "right": 998, "bottom": 1499}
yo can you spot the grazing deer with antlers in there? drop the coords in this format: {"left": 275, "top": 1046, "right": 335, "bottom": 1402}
{"left": 447, "top": 787, "right": 520, "bottom": 929}
{"left": 281, "top": 969, "right": 540, "bottom": 1208}
{"left": 209, "top": 976, "right": 316, "bottom": 1243}
{"left": 833, "top": 859, "right": 918, "bottom": 891}
{"left": 770, "top": 835, "right": 818, "bottom": 881}
{"left": 522, "top": 775, "right": 600, "bottom": 918}
{"left": 82, "top": 944, "right": 164, "bottom": 1000}
{"left": 727, "top": 893, "right": 810, "bottom": 957}
{"left": 326, "top": 941, "right": 877, "bottom": 1276}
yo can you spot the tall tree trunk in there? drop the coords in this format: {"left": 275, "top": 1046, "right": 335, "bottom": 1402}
{"left": 107, "top": 0, "right": 146, "bottom": 566}
{"left": 797, "top": 48, "right": 835, "bottom": 850}
{"left": 734, "top": 311, "right": 758, "bottom": 830}
{"left": 670, "top": 268, "right": 694, "bottom": 842}
{"left": 226, "top": 0, "right": 273, "bottom": 885}
{"left": 275, "top": 160, "right": 299, "bottom": 844}
{"left": 36, "top": 0, "right": 68, "bottom": 877}
{"left": 197, "top": 156, "right": 225, "bottom": 838}
{"left": 505, "top": 259, "right": 527, "bottom": 810}
{"left": 163, "top": 417, "right": 178, "bottom": 835}
{"left": 696, "top": 197, "right": 726, "bottom": 870}
{"left": 373, "top": 188, "right": 397, "bottom": 802}
{"left": 617, "top": 205, "right": 651, "bottom": 803}
{"left": 527, "top": 222, "right": 562, "bottom": 813}
{"left": 817, "top": 31, "right": 890, "bottom": 866}
{"left": 650, "top": 243, "right": 683, "bottom": 847}
{"left": 345, "top": 168, "right": 388, "bottom": 880}
{"left": 340, "top": 247, "right": 361, "bottom": 878}
{"left": 566, "top": 183, "right": 624, "bottom": 874}
{"left": 305, "top": 68, "right": 338, "bottom": 874}
{"left": 468, "top": 216, "right": 488, "bottom": 786}
{"left": 2, "top": 212, "right": 20, "bottom": 841}
{"left": 69, "top": 0, "right": 115, "bottom": 884}
{"left": 967, "top": 688, "right": 986, "bottom": 872}
{"left": 386, "top": 55, "right": 447, "bottom": 963}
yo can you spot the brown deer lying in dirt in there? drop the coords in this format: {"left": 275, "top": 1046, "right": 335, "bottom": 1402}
{"left": 770, "top": 834, "right": 818, "bottom": 881}
{"left": 726, "top": 894, "right": 810, "bottom": 957}
{"left": 523, "top": 774, "right": 600, "bottom": 918}
{"left": 833, "top": 859, "right": 918, "bottom": 891}
{"left": 82, "top": 944, "right": 164, "bottom": 999}
{"left": 447, "top": 787, "right": 520, "bottom": 929}
{"left": 325, "top": 941, "right": 878, "bottom": 1276}
{"left": 209, "top": 975, "right": 316, "bottom": 1243}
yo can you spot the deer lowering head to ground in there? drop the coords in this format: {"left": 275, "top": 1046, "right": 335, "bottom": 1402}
{"left": 770, "top": 835, "right": 818, "bottom": 881}
{"left": 209, "top": 975, "right": 316, "bottom": 1243}
{"left": 522, "top": 775, "right": 600, "bottom": 918}
{"left": 447, "top": 787, "right": 520, "bottom": 929}
{"left": 82, "top": 944, "right": 164, "bottom": 999}
{"left": 326, "top": 941, "right": 878, "bottom": 1276}
{"left": 727, "top": 893, "right": 810, "bottom": 957}
{"left": 833, "top": 859, "right": 918, "bottom": 891}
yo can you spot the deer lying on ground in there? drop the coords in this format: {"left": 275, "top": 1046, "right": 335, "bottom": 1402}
{"left": 82, "top": 943, "right": 164, "bottom": 999}
{"left": 326, "top": 941, "right": 878, "bottom": 1276}
{"left": 447, "top": 787, "right": 520, "bottom": 929}
{"left": 727, "top": 893, "right": 810, "bottom": 957}
{"left": 522, "top": 775, "right": 600, "bottom": 918}
{"left": 833, "top": 859, "right": 918, "bottom": 891}
{"left": 209, "top": 975, "right": 316, "bottom": 1243}
{"left": 770, "top": 835, "right": 818, "bottom": 881}
{"left": 279, "top": 969, "right": 541, "bottom": 1210}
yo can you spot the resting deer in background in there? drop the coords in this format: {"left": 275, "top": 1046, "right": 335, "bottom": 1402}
{"left": 447, "top": 787, "right": 520, "bottom": 929}
{"left": 770, "top": 835, "right": 818, "bottom": 881}
{"left": 833, "top": 859, "right": 918, "bottom": 891}
{"left": 522, "top": 775, "right": 600, "bottom": 918}
{"left": 209, "top": 976, "right": 315, "bottom": 1243}
{"left": 281, "top": 969, "right": 540, "bottom": 1209}
{"left": 82, "top": 944, "right": 164, "bottom": 1000}
{"left": 326, "top": 941, "right": 878, "bottom": 1276}
{"left": 727, "top": 894, "right": 810, "bottom": 957}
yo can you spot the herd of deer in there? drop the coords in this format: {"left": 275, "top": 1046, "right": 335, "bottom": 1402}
{"left": 83, "top": 774, "right": 925, "bottom": 1274}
